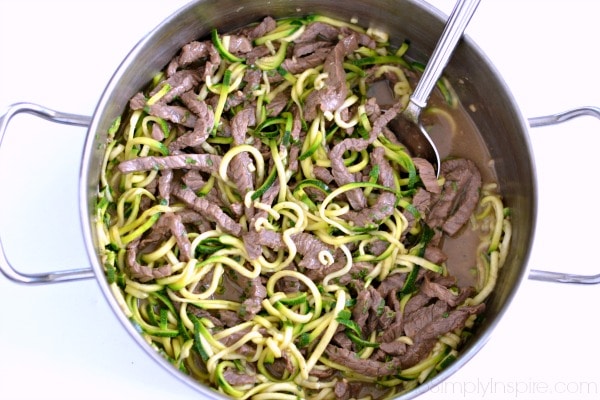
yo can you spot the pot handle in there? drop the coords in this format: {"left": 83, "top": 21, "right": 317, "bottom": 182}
{"left": 0, "top": 102, "right": 95, "bottom": 284}
{"left": 527, "top": 106, "right": 600, "bottom": 284}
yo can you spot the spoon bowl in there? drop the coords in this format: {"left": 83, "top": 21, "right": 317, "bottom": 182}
{"left": 391, "top": 0, "right": 481, "bottom": 177}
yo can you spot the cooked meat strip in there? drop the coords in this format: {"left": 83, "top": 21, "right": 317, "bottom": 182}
{"left": 226, "top": 34, "right": 253, "bottom": 54}
{"left": 222, "top": 368, "right": 258, "bottom": 386}
{"left": 413, "top": 157, "right": 441, "bottom": 194}
{"left": 126, "top": 238, "right": 172, "bottom": 282}
{"left": 152, "top": 70, "right": 201, "bottom": 103}
{"left": 324, "top": 346, "right": 402, "bottom": 377}
{"left": 173, "top": 186, "right": 242, "bottom": 236}
{"left": 304, "top": 32, "right": 360, "bottom": 121}
{"left": 117, "top": 154, "right": 222, "bottom": 174}
{"left": 329, "top": 138, "right": 369, "bottom": 210}
{"left": 243, "top": 16, "right": 277, "bottom": 40}
{"left": 426, "top": 158, "right": 482, "bottom": 236}
{"left": 295, "top": 21, "right": 340, "bottom": 43}
{"left": 339, "top": 146, "right": 397, "bottom": 227}
{"left": 281, "top": 47, "right": 332, "bottom": 74}
{"left": 147, "top": 104, "right": 197, "bottom": 128}
{"left": 239, "top": 275, "right": 268, "bottom": 321}
{"left": 169, "top": 96, "right": 214, "bottom": 151}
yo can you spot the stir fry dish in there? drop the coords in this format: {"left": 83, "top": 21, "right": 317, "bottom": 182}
{"left": 95, "top": 14, "right": 511, "bottom": 400}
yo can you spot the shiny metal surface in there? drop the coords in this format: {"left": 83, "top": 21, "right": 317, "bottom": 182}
{"left": 0, "top": 102, "right": 94, "bottom": 284}
{"left": 77, "top": 0, "right": 535, "bottom": 398}
{"left": 400, "top": 0, "right": 481, "bottom": 175}
{"left": 3, "top": 0, "right": 600, "bottom": 399}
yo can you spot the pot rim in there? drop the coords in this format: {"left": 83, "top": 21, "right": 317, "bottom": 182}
{"left": 78, "top": 1, "right": 535, "bottom": 398}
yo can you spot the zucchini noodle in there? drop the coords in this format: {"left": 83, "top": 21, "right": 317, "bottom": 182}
{"left": 95, "top": 14, "right": 512, "bottom": 400}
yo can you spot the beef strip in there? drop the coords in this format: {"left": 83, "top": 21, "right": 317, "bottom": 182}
{"left": 222, "top": 367, "right": 258, "bottom": 386}
{"left": 280, "top": 47, "right": 332, "bottom": 74}
{"left": 126, "top": 238, "right": 172, "bottom": 282}
{"left": 165, "top": 212, "right": 192, "bottom": 262}
{"left": 147, "top": 104, "right": 197, "bottom": 128}
{"left": 379, "top": 340, "right": 407, "bottom": 356}
{"left": 324, "top": 345, "right": 402, "bottom": 377}
{"left": 157, "top": 169, "right": 173, "bottom": 202}
{"left": 173, "top": 186, "right": 242, "bottom": 236}
{"left": 231, "top": 106, "right": 256, "bottom": 145}
{"left": 152, "top": 70, "right": 201, "bottom": 103}
{"left": 339, "top": 146, "right": 397, "bottom": 227}
{"left": 242, "top": 229, "right": 285, "bottom": 260}
{"left": 329, "top": 138, "right": 369, "bottom": 210}
{"left": 264, "top": 351, "right": 294, "bottom": 380}
{"left": 167, "top": 40, "right": 221, "bottom": 78}
{"left": 169, "top": 94, "right": 214, "bottom": 151}
{"left": 243, "top": 16, "right": 277, "bottom": 40}
{"left": 226, "top": 34, "right": 253, "bottom": 54}
{"left": 426, "top": 158, "right": 482, "bottom": 237}
{"left": 312, "top": 166, "right": 334, "bottom": 184}
{"left": 421, "top": 273, "right": 474, "bottom": 307}
{"left": 353, "top": 288, "right": 373, "bottom": 333}
{"left": 291, "top": 232, "right": 334, "bottom": 270}
{"left": 118, "top": 154, "right": 222, "bottom": 174}
{"left": 304, "top": 32, "right": 360, "bottom": 121}
{"left": 239, "top": 276, "right": 267, "bottom": 321}
{"left": 295, "top": 21, "right": 340, "bottom": 43}
{"left": 217, "top": 326, "right": 258, "bottom": 357}
{"left": 413, "top": 157, "right": 441, "bottom": 194}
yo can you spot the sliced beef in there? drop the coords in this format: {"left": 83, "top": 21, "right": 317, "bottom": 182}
{"left": 379, "top": 340, "right": 407, "bottom": 356}
{"left": 157, "top": 169, "right": 173, "bottom": 202}
{"left": 227, "top": 34, "right": 253, "bottom": 54}
{"left": 126, "top": 238, "right": 172, "bottom": 282}
{"left": 403, "top": 300, "right": 449, "bottom": 338}
{"left": 304, "top": 33, "right": 359, "bottom": 121}
{"left": 280, "top": 47, "right": 332, "bottom": 74}
{"left": 414, "top": 157, "right": 441, "bottom": 194}
{"left": 173, "top": 186, "right": 242, "bottom": 236}
{"left": 153, "top": 70, "right": 201, "bottom": 103}
{"left": 217, "top": 326, "right": 258, "bottom": 357}
{"left": 165, "top": 212, "right": 192, "bottom": 261}
{"left": 147, "top": 104, "right": 197, "bottom": 128}
{"left": 243, "top": 16, "right": 277, "bottom": 40}
{"left": 324, "top": 346, "right": 402, "bottom": 377}
{"left": 118, "top": 154, "right": 222, "bottom": 174}
{"left": 295, "top": 22, "right": 340, "bottom": 43}
{"left": 421, "top": 274, "right": 475, "bottom": 308}
{"left": 228, "top": 152, "right": 255, "bottom": 197}
{"left": 168, "top": 40, "right": 221, "bottom": 78}
{"left": 329, "top": 138, "right": 369, "bottom": 210}
{"left": 242, "top": 228, "right": 285, "bottom": 260}
{"left": 427, "top": 158, "right": 482, "bottom": 236}
{"left": 339, "top": 146, "right": 397, "bottom": 227}
{"left": 264, "top": 352, "right": 294, "bottom": 380}
{"left": 231, "top": 106, "right": 256, "bottom": 145}
{"left": 240, "top": 276, "right": 267, "bottom": 321}
{"left": 293, "top": 40, "right": 333, "bottom": 58}
{"left": 169, "top": 95, "right": 214, "bottom": 151}
{"left": 222, "top": 367, "right": 258, "bottom": 386}
{"left": 312, "top": 166, "right": 334, "bottom": 184}
{"left": 291, "top": 232, "right": 334, "bottom": 270}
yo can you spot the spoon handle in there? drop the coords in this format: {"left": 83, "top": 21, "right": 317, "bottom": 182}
{"left": 406, "top": 0, "right": 481, "bottom": 118}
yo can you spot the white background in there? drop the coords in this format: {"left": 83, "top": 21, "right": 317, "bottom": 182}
{"left": 1, "top": 1, "right": 599, "bottom": 399}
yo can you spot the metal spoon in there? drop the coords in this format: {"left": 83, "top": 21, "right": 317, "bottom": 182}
{"left": 392, "top": 0, "right": 481, "bottom": 177}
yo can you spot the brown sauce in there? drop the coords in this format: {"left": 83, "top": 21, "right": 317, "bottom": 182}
{"left": 422, "top": 94, "right": 496, "bottom": 287}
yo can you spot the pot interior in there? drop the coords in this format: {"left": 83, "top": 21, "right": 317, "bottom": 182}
{"left": 80, "top": 0, "right": 536, "bottom": 398}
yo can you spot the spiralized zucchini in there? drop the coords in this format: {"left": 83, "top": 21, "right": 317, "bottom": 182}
{"left": 95, "top": 14, "right": 511, "bottom": 400}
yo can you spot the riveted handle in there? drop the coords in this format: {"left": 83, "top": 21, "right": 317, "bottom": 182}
{"left": 0, "top": 102, "right": 95, "bottom": 284}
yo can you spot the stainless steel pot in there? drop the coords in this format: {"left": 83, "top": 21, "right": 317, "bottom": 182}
{"left": 1, "top": 0, "right": 599, "bottom": 398}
